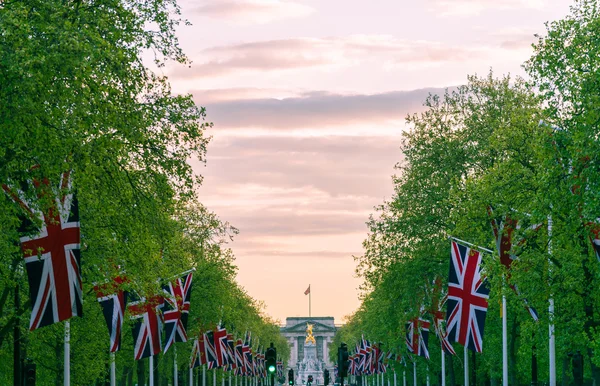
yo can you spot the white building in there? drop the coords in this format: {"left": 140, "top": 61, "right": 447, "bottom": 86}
{"left": 280, "top": 317, "right": 338, "bottom": 371}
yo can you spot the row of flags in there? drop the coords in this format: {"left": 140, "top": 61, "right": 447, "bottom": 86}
{"left": 190, "top": 330, "right": 284, "bottom": 375}
{"left": 3, "top": 169, "right": 283, "bottom": 372}
{"left": 349, "top": 239, "right": 487, "bottom": 368}
{"left": 344, "top": 337, "right": 405, "bottom": 376}
{"left": 94, "top": 272, "right": 194, "bottom": 359}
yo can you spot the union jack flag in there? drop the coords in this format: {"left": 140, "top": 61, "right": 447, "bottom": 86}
{"left": 214, "top": 325, "right": 230, "bottom": 368}
{"left": 333, "top": 365, "right": 338, "bottom": 380}
{"left": 162, "top": 273, "right": 193, "bottom": 353}
{"left": 204, "top": 330, "right": 219, "bottom": 369}
{"left": 426, "top": 277, "right": 456, "bottom": 355}
{"left": 128, "top": 294, "right": 164, "bottom": 360}
{"left": 227, "top": 333, "right": 237, "bottom": 370}
{"left": 4, "top": 170, "right": 82, "bottom": 330}
{"left": 446, "top": 240, "right": 490, "bottom": 353}
{"left": 94, "top": 275, "right": 127, "bottom": 352}
{"left": 191, "top": 335, "right": 207, "bottom": 369}
{"left": 405, "top": 318, "right": 430, "bottom": 359}
{"left": 357, "top": 336, "right": 369, "bottom": 375}
{"left": 235, "top": 338, "right": 245, "bottom": 375}
{"left": 487, "top": 207, "right": 540, "bottom": 321}
{"left": 243, "top": 332, "right": 253, "bottom": 376}
{"left": 276, "top": 359, "right": 283, "bottom": 378}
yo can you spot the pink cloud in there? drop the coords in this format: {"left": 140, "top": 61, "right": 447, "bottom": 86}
{"left": 430, "top": 0, "right": 546, "bottom": 16}
{"left": 169, "top": 36, "right": 485, "bottom": 79}
{"left": 191, "top": 0, "right": 314, "bottom": 24}
{"left": 193, "top": 87, "right": 453, "bottom": 129}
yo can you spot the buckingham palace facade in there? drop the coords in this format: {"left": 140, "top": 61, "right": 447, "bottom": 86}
{"left": 280, "top": 317, "right": 338, "bottom": 370}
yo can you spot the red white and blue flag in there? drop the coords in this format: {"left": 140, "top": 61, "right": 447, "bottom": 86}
{"left": 235, "top": 338, "right": 245, "bottom": 375}
{"left": 128, "top": 294, "right": 164, "bottom": 360}
{"left": 446, "top": 240, "right": 490, "bottom": 353}
{"left": 243, "top": 332, "right": 253, "bottom": 376}
{"left": 590, "top": 222, "right": 600, "bottom": 262}
{"left": 162, "top": 273, "right": 193, "bottom": 353}
{"left": 191, "top": 335, "right": 207, "bottom": 369}
{"left": 4, "top": 170, "right": 82, "bottom": 330}
{"left": 214, "top": 325, "right": 230, "bottom": 368}
{"left": 488, "top": 206, "right": 540, "bottom": 321}
{"left": 204, "top": 330, "right": 219, "bottom": 369}
{"left": 405, "top": 318, "right": 430, "bottom": 359}
{"left": 94, "top": 275, "right": 127, "bottom": 352}
{"left": 227, "top": 333, "right": 237, "bottom": 370}
{"left": 427, "top": 277, "right": 456, "bottom": 356}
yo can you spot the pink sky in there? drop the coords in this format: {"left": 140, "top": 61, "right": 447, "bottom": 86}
{"left": 167, "top": 0, "right": 571, "bottom": 324}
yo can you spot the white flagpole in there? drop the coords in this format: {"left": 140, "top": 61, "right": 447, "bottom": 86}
{"left": 548, "top": 215, "right": 556, "bottom": 386}
{"left": 502, "top": 295, "right": 508, "bottom": 386}
{"left": 449, "top": 237, "right": 494, "bottom": 254}
{"left": 150, "top": 355, "right": 155, "bottom": 386}
{"left": 203, "top": 365, "right": 206, "bottom": 386}
{"left": 229, "top": 371, "right": 232, "bottom": 386}
{"left": 402, "top": 368, "right": 406, "bottom": 386}
{"left": 393, "top": 371, "right": 397, "bottom": 386}
{"left": 412, "top": 361, "right": 416, "bottom": 386}
{"left": 463, "top": 346, "right": 468, "bottom": 386}
{"left": 189, "top": 366, "right": 193, "bottom": 386}
{"left": 214, "top": 368, "right": 217, "bottom": 386}
{"left": 64, "top": 321, "right": 70, "bottom": 386}
{"left": 426, "top": 366, "right": 429, "bottom": 386}
{"left": 175, "top": 345, "right": 179, "bottom": 386}
{"left": 110, "top": 352, "right": 116, "bottom": 386}
{"left": 222, "top": 369, "right": 225, "bottom": 386}
{"left": 441, "top": 347, "right": 445, "bottom": 386}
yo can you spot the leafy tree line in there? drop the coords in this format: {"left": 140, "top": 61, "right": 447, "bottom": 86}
{"left": 0, "top": 0, "right": 289, "bottom": 384}
{"left": 333, "top": 1, "right": 600, "bottom": 385}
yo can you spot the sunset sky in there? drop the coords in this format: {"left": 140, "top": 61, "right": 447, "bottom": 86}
{"left": 166, "top": 0, "right": 571, "bottom": 324}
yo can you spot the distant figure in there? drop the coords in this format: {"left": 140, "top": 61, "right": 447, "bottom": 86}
{"left": 305, "top": 323, "right": 316, "bottom": 345}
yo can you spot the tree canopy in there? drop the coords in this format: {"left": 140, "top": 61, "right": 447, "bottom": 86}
{"left": 0, "top": 0, "right": 289, "bottom": 384}
{"left": 336, "top": 1, "right": 600, "bottom": 385}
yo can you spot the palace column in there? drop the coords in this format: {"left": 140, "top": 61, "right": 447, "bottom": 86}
{"left": 294, "top": 338, "right": 299, "bottom": 366}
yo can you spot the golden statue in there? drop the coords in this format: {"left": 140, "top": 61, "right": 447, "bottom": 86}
{"left": 305, "top": 323, "right": 316, "bottom": 344}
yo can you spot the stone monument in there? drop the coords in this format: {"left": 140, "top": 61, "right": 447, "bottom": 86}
{"left": 296, "top": 323, "right": 325, "bottom": 385}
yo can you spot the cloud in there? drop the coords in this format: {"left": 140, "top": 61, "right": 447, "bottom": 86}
{"left": 197, "top": 135, "right": 403, "bottom": 200}
{"left": 430, "top": 0, "right": 546, "bottom": 16}
{"left": 194, "top": 87, "right": 453, "bottom": 129}
{"left": 191, "top": 0, "right": 314, "bottom": 24}
{"left": 170, "top": 36, "right": 485, "bottom": 79}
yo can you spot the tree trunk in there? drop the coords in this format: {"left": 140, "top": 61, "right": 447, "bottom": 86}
{"left": 580, "top": 232, "right": 600, "bottom": 385}
{"left": 509, "top": 314, "right": 518, "bottom": 386}
{"left": 532, "top": 332, "right": 538, "bottom": 386}
{"left": 562, "top": 356, "right": 569, "bottom": 386}
{"left": 446, "top": 353, "right": 455, "bottom": 386}
{"left": 137, "top": 359, "right": 146, "bottom": 386}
